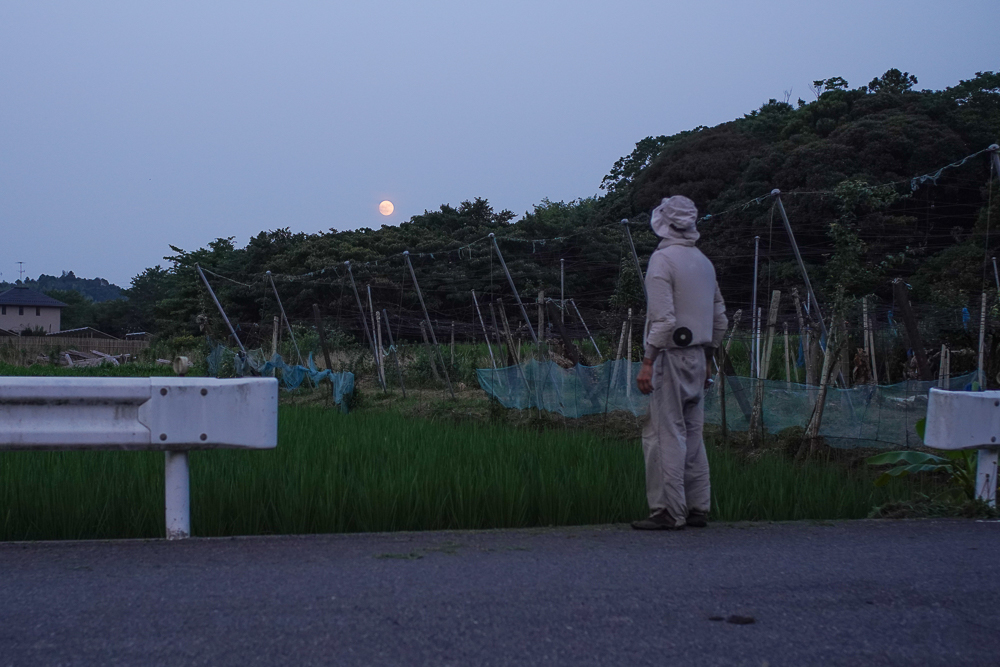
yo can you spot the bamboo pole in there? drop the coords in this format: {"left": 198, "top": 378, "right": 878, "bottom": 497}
{"left": 404, "top": 251, "right": 454, "bottom": 399}
{"left": 375, "top": 311, "right": 386, "bottom": 388}
{"left": 760, "top": 290, "right": 781, "bottom": 379}
{"left": 626, "top": 316, "right": 632, "bottom": 401}
{"left": 892, "top": 279, "right": 932, "bottom": 381}
{"left": 537, "top": 290, "right": 545, "bottom": 359}
{"left": 489, "top": 234, "right": 538, "bottom": 345}
{"left": 367, "top": 285, "right": 386, "bottom": 392}
{"left": 498, "top": 301, "right": 518, "bottom": 365}
{"left": 312, "top": 304, "right": 333, "bottom": 372}
{"left": 344, "top": 262, "right": 380, "bottom": 385}
{"left": 271, "top": 315, "right": 279, "bottom": 367}
{"left": 868, "top": 303, "right": 879, "bottom": 385}
{"left": 784, "top": 322, "right": 791, "bottom": 389}
{"left": 943, "top": 345, "right": 951, "bottom": 389}
{"left": 719, "top": 344, "right": 728, "bottom": 445}
{"left": 196, "top": 264, "right": 246, "bottom": 354}
{"left": 570, "top": 299, "right": 602, "bottom": 361}
{"left": 753, "top": 308, "right": 763, "bottom": 378}
{"left": 382, "top": 309, "right": 406, "bottom": 397}
{"left": 419, "top": 320, "right": 442, "bottom": 384}
{"left": 978, "top": 291, "right": 987, "bottom": 389}
{"left": 751, "top": 235, "right": 760, "bottom": 377}
{"left": 267, "top": 272, "right": 302, "bottom": 366}
{"left": 863, "top": 297, "right": 872, "bottom": 384}
{"left": 621, "top": 219, "right": 648, "bottom": 301}
{"left": 792, "top": 288, "right": 807, "bottom": 384}
{"left": 560, "top": 258, "right": 565, "bottom": 324}
{"left": 800, "top": 318, "right": 839, "bottom": 460}
{"left": 471, "top": 290, "right": 497, "bottom": 370}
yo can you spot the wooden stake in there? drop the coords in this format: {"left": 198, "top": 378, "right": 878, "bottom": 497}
{"left": 792, "top": 288, "right": 811, "bottom": 384}
{"left": 312, "top": 304, "right": 333, "bottom": 372}
{"left": 938, "top": 343, "right": 947, "bottom": 389}
{"left": 615, "top": 318, "right": 628, "bottom": 361}
{"left": 626, "top": 317, "right": 632, "bottom": 400}
{"left": 719, "top": 345, "right": 728, "bottom": 445}
{"left": 800, "top": 318, "right": 840, "bottom": 460}
{"left": 892, "top": 279, "right": 932, "bottom": 381}
{"left": 978, "top": 291, "right": 987, "bottom": 389}
{"left": 537, "top": 290, "right": 545, "bottom": 359}
{"left": 450, "top": 321, "right": 455, "bottom": 367}
{"left": 760, "top": 290, "right": 781, "bottom": 380}
{"left": 498, "top": 300, "right": 519, "bottom": 365}
{"left": 271, "top": 315, "right": 279, "bottom": 359}
{"left": 546, "top": 300, "right": 579, "bottom": 365}
{"left": 382, "top": 309, "right": 406, "bottom": 397}
{"left": 784, "top": 322, "right": 791, "bottom": 388}
{"left": 868, "top": 315, "right": 879, "bottom": 385}
{"left": 419, "top": 320, "right": 442, "bottom": 383}
{"left": 376, "top": 311, "right": 387, "bottom": 387}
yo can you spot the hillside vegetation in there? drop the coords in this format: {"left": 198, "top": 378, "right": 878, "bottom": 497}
{"left": 53, "top": 70, "right": 1000, "bottom": 344}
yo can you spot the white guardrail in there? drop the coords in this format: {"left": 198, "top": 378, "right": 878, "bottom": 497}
{"left": 0, "top": 376, "right": 278, "bottom": 539}
{"left": 925, "top": 388, "right": 1000, "bottom": 506}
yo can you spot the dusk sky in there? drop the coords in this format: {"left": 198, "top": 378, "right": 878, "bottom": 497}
{"left": 1, "top": 1, "right": 997, "bottom": 287}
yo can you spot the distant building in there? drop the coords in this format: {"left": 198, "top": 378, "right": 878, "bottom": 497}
{"left": 47, "top": 327, "right": 119, "bottom": 340}
{"left": 0, "top": 286, "right": 67, "bottom": 334}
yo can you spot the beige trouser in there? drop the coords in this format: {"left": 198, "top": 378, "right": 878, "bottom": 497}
{"left": 641, "top": 346, "right": 711, "bottom": 526}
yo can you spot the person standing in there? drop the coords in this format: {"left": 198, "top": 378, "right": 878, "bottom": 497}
{"left": 632, "top": 195, "right": 727, "bottom": 530}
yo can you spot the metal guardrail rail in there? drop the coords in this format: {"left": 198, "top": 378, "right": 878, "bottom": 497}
{"left": 0, "top": 376, "right": 278, "bottom": 538}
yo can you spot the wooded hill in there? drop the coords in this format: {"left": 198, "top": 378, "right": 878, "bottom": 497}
{"left": 92, "top": 69, "right": 1000, "bottom": 346}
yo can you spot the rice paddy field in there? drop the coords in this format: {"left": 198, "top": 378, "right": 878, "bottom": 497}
{"left": 1, "top": 402, "right": 921, "bottom": 541}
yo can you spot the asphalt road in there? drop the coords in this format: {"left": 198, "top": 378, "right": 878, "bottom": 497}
{"left": 2, "top": 520, "right": 999, "bottom": 666}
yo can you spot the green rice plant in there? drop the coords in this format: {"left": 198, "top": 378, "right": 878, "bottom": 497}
{"left": 0, "top": 406, "right": 919, "bottom": 541}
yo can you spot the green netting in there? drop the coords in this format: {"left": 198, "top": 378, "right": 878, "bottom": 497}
{"left": 476, "top": 360, "right": 977, "bottom": 449}
{"left": 208, "top": 344, "right": 354, "bottom": 409}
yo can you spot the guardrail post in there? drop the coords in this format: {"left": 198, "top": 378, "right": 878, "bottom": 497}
{"left": 164, "top": 451, "right": 191, "bottom": 539}
{"left": 977, "top": 449, "right": 998, "bottom": 507}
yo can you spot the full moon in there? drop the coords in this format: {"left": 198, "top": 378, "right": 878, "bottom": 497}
{"left": 379, "top": 200, "right": 394, "bottom": 216}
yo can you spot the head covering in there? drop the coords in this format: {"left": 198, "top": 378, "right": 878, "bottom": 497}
{"left": 650, "top": 196, "right": 699, "bottom": 243}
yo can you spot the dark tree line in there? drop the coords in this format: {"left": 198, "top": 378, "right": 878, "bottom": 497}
{"left": 39, "top": 69, "right": 1000, "bottom": 343}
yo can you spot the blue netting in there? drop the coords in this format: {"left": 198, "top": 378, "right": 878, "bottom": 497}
{"left": 207, "top": 345, "right": 354, "bottom": 409}
{"left": 477, "top": 360, "right": 977, "bottom": 450}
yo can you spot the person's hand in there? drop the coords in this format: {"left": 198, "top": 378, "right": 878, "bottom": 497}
{"left": 637, "top": 358, "right": 654, "bottom": 395}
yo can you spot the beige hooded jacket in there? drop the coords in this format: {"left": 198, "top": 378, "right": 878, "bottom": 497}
{"left": 642, "top": 196, "right": 728, "bottom": 359}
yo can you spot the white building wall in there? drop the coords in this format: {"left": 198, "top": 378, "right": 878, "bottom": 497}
{"left": 0, "top": 306, "right": 61, "bottom": 333}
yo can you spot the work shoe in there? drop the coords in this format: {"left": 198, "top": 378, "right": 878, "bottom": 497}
{"left": 686, "top": 511, "right": 709, "bottom": 528}
{"left": 631, "top": 510, "right": 684, "bottom": 531}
